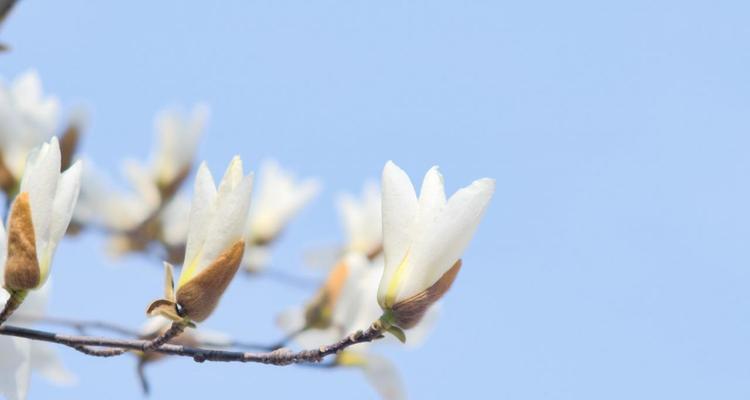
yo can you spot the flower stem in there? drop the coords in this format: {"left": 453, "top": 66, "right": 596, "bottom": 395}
{"left": 0, "top": 289, "right": 27, "bottom": 326}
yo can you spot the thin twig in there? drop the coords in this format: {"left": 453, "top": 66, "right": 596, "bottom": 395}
{"left": 141, "top": 322, "right": 185, "bottom": 352}
{"left": 14, "top": 314, "right": 142, "bottom": 337}
{"left": 0, "top": 322, "right": 384, "bottom": 365}
{"left": 71, "top": 345, "right": 128, "bottom": 357}
{"left": 0, "top": 289, "right": 25, "bottom": 326}
{"left": 255, "top": 268, "right": 321, "bottom": 289}
{"left": 15, "top": 313, "right": 276, "bottom": 351}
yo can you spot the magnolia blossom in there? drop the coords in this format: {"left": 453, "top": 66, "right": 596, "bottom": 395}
{"left": 246, "top": 159, "right": 320, "bottom": 243}
{"left": 3, "top": 137, "right": 82, "bottom": 292}
{"left": 149, "top": 104, "right": 208, "bottom": 193}
{"left": 0, "top": 71, "right": 59, "bottom": 183}
{"left": 278, "top": 254, "right": 420, "bottom": 400}
{"left": 73, "top": 104, "right": 206, "bottom": 238}
{"left": 0, "top": 225, "right": 75, "bottom": 400}
{"left": 377, "top": 161, "right": 494, "bottom": 330}
{"left": 147, "top": 157, "right": 253, "bottom": 323}
{"left": 73, "top": 158, "right": 158, "bottom": 234}
{"left": 242, "top": 159, "right": 319, "bottom": 271}
{"left": 338, "top": 182, "right": 382, "bottom": 257}
{"left": 158, "top": 195, "right": 191, "bottom": 249}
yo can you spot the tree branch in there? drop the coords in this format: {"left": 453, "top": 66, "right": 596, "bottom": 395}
{"left": 0, "top": 322, "right": 384, "bottom": 365}
{"left": 14, "top": 313, "right": 279, "bottom": 351}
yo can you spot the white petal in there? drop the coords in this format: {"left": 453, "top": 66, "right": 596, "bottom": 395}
{"left": 19, "top": 138, "right": 60, "bottom": 259}
{"left": 121, "top": 159, "right": 160, "bottom": 210}
{"left": 276, "top": 307, "right": 305, "bottom": 335}
{"left": 180, "top": 163, "right": 216, "bottom": 284}
{"left": 192, "top": 329, "right": 232, "bottom": 348}
{"left": 29, "top": 343, "right": 76, "bottom": 386}
{"left": 247, "top": 160, "right": 318, "bottom": 241}
{"left": 241, "top": 243, "right": 271, "bottom": 272}
{"left": 359, "top": 353, "right": 406, "bottom": 400}
{"left": 417, "top": 166, "right": 447, "bottom": 221}
{"left": 139, "top": 316, "right": 172, "bottom": 336}
{"left": 160, "top": 195, "right": 192, "bottom": 246}
{"left": 294, "top": 328, "right": 341, "bottom": 349}
{"left": 45, "top": 160, "right": 82, "bottom": 273}
{"left": 337, "top": 182, "right": 383, "bottom": 255}
{"left": 398, "top": 178, "right": 495, "bottom": 300}
{"left": 200, "top": 166, "right": 253, "bottom": 275}
{"left": 378, "top": 161, "right": 418, "bottom": 306}
{"left": 151, "top": 104, "right": 207, "bottom": 183}
{"left": 0, "top": 337, "right": 31, "bottom": 400}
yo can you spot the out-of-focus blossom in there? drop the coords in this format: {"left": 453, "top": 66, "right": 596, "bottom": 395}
{"left": 247, "top": 160, "right": 320, "bottom": 243}
{"left": 0, "top": 71, "right": 59, "bottom": 191}
{"left": 278, "top": 254, "right": 415, "bottom": 400}
{"left": 242, "top": 159, "right": 319, "bottom": 272}
{"left": 337, "top": 351, "right": 406, "bottom": 400}
{"left": 157, "top": 195, "right": 191, "bottom": 262}
{"left": 147, "top": 157, "right": 253, "bottom": 324}
{"left": 0, "top": 223, "right": 76, "bottom": 400}
{"left": 134, "top": 315, "right": 232, "bottom": 394}
{"left": 4, "top": 137, "right": 82, "bottom": 293}
{"left": 149, "top": 104, "right": 208, "bottom": 198}
{"left": 72, "top": 159, "right": 155, "bottom": 234}
{"left": 338, "top": 182, "right": 382, "bottom": 258}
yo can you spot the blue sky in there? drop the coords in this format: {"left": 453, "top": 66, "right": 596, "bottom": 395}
{"left": 2, "top": 1, "right": 750, "bottom": 399}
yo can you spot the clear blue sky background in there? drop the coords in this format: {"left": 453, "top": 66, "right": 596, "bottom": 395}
{"left": 2, "top": 1, "right": 749, "bottom": 399}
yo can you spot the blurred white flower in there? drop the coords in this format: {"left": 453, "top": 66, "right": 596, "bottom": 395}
{"left": 159, "top": 195, "right": 191, "bottom": 248}
{"left": 242, "top": 159, "right": 319, "bottom": 272}
{"left": 337, "top": 351, "right": 406, "bottom": 400}
{"left": 337, "top": 181, "right": 382, "bottom": 257}
{"left": 148, "top": 157, "right": 253, "bottom": 323}
{"left": 0, "top": 223, "right": 76, "bottom": 400}
{"left": 277, "top": 254, "right": 415, "bottom": 400}
{"left": 149, "top": 104, "right": 208, "bottom": 190}
{"left": 0, "top": 70, "right": 59, "bottom": 180}
{"left": 378, "top": 161, "right": 494, "bottom": 330}
{"left": 4, "top": 137, "right": 82, "bottom": 291}
{"left": 72, "top": 158, "right": 155, "bottom": 233}
{"left": 240, "top": 244, "right": 271, "bottom": 273}
{"left": 247, "top": 159, "right": 320, "bottom": 244}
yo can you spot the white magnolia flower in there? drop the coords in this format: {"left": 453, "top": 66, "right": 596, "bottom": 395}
{"left": 240, "top": 244, "right": 271, "bottom": 273}
{"left": 73, "top": 158, "right": 156, "bottom": 233}
{"left": 337, "top": 351, "right": 406, "bottom": 400}
{"left": 277, "top": 255, "right": 412, "bottom": 400}
{"left": 0, "top": 70, "right": 59, "bottom": 180}
{"left": 338, "top": 182, "right": 382, "bottom": 257}
{"left": 247, "top": 159, "right": 320, "bottom": 244}
{"left": 147, "top": 157, "right": 253, "bottom": 323}
{"left": 242, "top": 159, "right": 319, "bottom": 272}
{"left": 0, "top": 224, "right": 75, "bottom": 400}
{"left": 159, "top": 195, "right": 191, "bottom": 248}
{"left": 4, "top": 137, "right": 82, "bottom": 292}
{"left": 377, "top": 161, "right": 494, "bottom": 330}
{"left": 150, "top": 104, "right": 208, "bottom": 189}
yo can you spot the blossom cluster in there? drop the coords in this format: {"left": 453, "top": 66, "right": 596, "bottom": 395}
{"left": 0, "top": 70, "right": 494, "bottom": 400}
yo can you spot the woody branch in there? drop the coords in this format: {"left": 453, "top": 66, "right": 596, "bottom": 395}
{"left": 0, "top": 321, "right": 384, "bottom": 365}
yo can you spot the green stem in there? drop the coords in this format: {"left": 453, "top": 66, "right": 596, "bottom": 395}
{"left": 0, "top": 289, "right": 27, "bottom": 326}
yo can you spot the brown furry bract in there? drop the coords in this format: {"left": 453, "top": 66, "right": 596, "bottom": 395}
{"left": 4, "top": 192, "right": 41, "bottom": 290}
{"left": 176, "top": 240, "right": 245, "bottom": 322}
{"left": 390, "top": 259, "right": 462, "bottom": 329}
